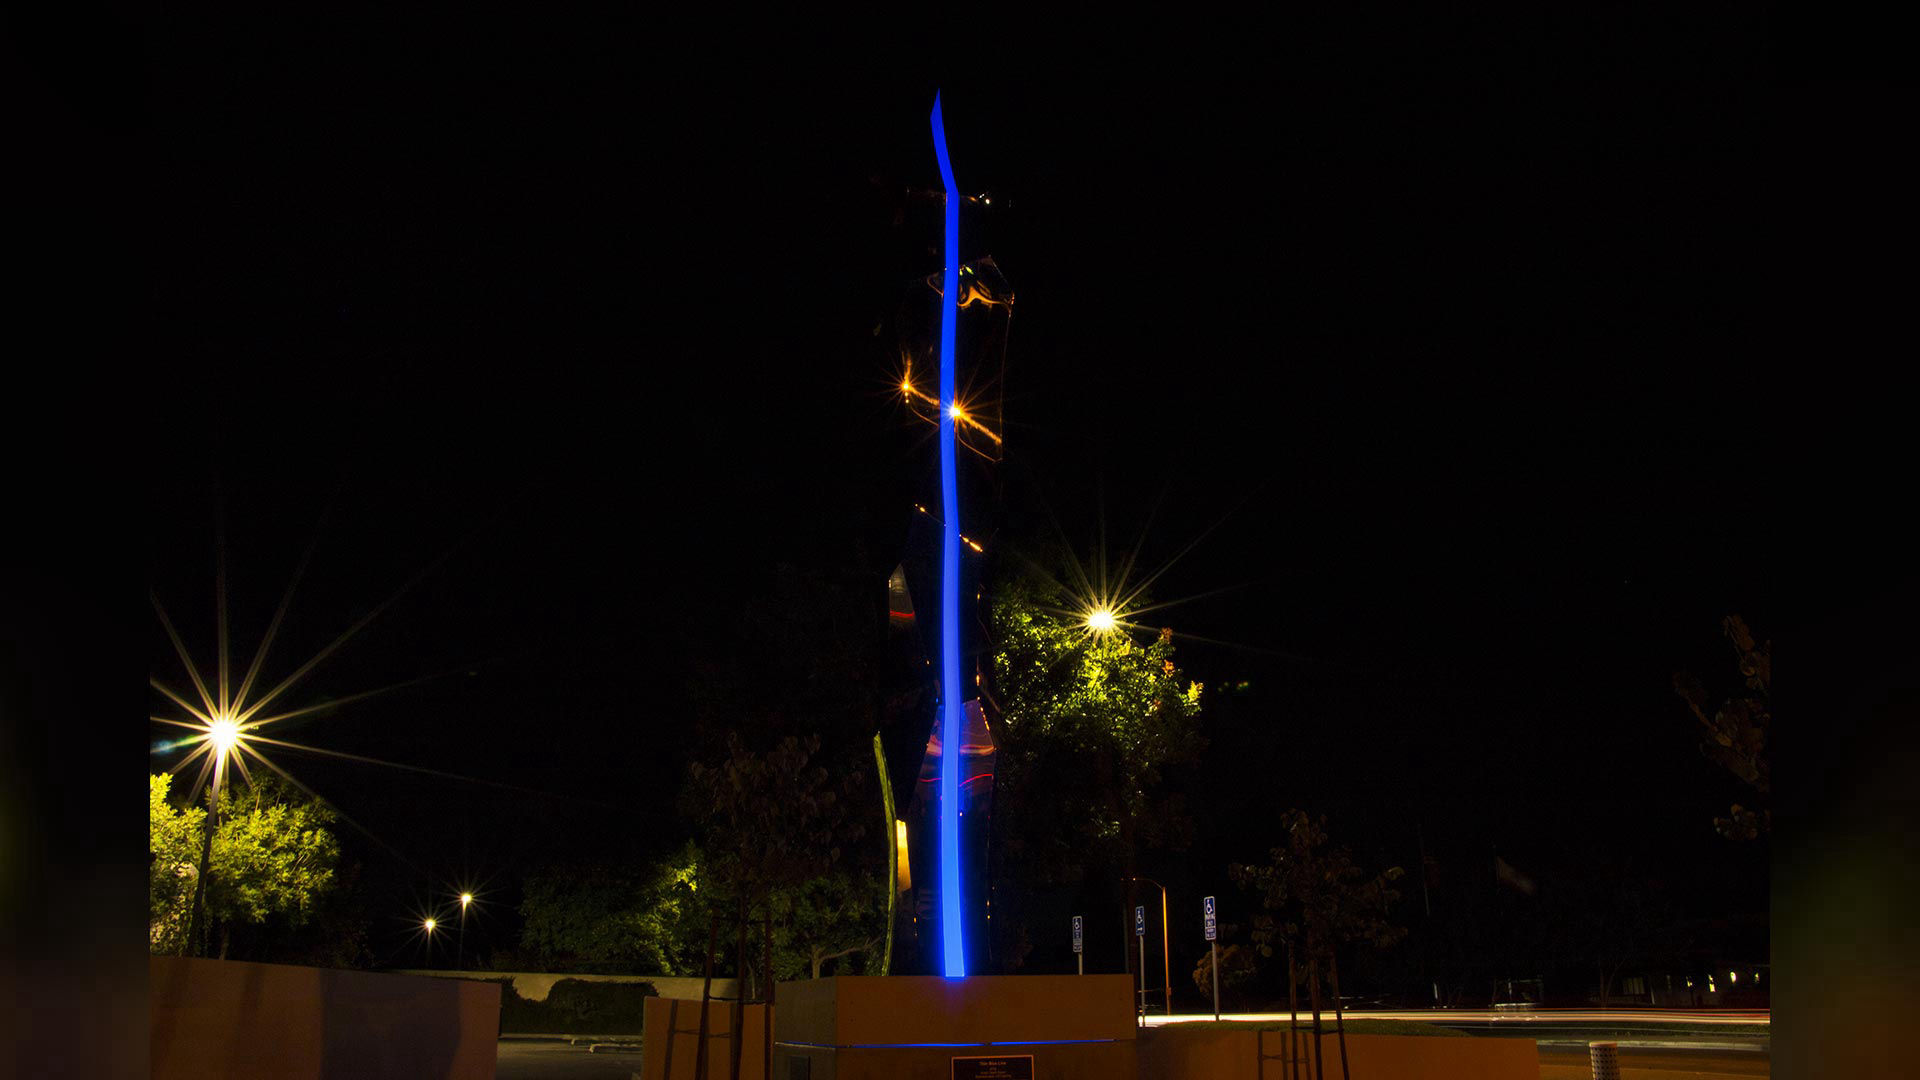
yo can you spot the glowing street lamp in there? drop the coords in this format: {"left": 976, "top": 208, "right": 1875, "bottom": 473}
{"left": 1086, "top": 608, "right": 1117, "bottom": 634}
{"left": 207, "top": 717, "right": 240, "bottom": 757}
{"left": 183, "top": 710, "right": 250, "bottom": 957}
{"left": 458, "top": 893, "right": 473, "bottom": 971}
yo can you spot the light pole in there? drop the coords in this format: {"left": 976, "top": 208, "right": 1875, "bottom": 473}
{"left": 1126, "top": 876, "right": 1173, "bottom": 1017}
{"left": 458, "top": 894, "right": 472, "bottom": 971}
{"left": 423, "top": 917, "right": 437, "bottom": 967}
{"left": 185, "top": 716, "right": 241, "bottom": 958}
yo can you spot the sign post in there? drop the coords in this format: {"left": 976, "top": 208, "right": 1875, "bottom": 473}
{"left": 1072, "top": 915, "right": 1083, "bottom": 975}
{"left": 1135, "top": 905, "right": 1147, "bottom": 1021}
{"left": 1204, "top": 895, "right": 1220, "bottom": 1021}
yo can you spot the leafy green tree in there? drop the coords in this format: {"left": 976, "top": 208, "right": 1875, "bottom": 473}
{"left": 771, "top": 868, "right": 888, "bottom": 979}
{"left": 149, "top": 771, "right": 342, "bottom": 958}
{"left": 1673, "top": 615, "right": 1770, "bottom": 840}
{"left": 985, "top": 570, "right": 1204, "bottom": 967}
{"left": 150, "top": 773, "right": 203, "bottom": 954}
{"left": 518, "top": 842, "right": 707, "bottom": 975}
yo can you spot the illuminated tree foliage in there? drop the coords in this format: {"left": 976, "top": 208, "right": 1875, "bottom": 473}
{"left": 148, "top": 771, "right": 342, "bottom": 958}
{"left": 149, "top": 773, "right": 204, "bottom": 954}
{"left": 769, "top": 869, "right": 888, "bottom": 979}
{"left": 1673, "top": 615, "right": 1770, "bottom": 840}
{"left": 982, "top": 571, "right": 1203, "bottom": 970}
{"left": 519, "top": 842, "right": 707, "bottom": 975}
{"left": 989, "top": 573, "right": 1204, "bottom": 880}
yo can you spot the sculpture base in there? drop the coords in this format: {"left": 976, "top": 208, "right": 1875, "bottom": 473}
{"left": 773, "top": 975, "right": 1137, "bottom": 1080}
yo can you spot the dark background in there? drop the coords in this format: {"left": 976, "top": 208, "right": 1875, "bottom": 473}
{"left": 133, "top": 14, "right": 1790, "bottom": 993}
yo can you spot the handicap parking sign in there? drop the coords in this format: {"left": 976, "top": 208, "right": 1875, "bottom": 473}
{"left": 1135, "top": 905, "right": 1145, "bottom": 936}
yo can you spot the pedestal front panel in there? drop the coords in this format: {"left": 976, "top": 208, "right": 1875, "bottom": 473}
{"left": 773, "top": 975, "right": 1136, "bottom": 1080}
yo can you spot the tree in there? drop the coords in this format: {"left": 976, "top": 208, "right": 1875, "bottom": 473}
{"left": 770, "top": 869, "right": 888, "bottom": 979}
{"left": 149, "top": 771, "right": 342, "bottom": 958}
{"left": 1231, "top": 810, "right": 1405, "bottom": 1080}
{"left": 684, "top": 732, "right": 874, "bottom": 993}
{"left": 686, "top": 733, "right": 866, "bottom": 908}
{"left": 985, "top": 570, "right": 1205, "bottom": 967}
{"left": 149, "top": 773, "right": 204, "bottom": 954}
{"left": 1192, "top": 940, "right": 1259, "bottom": 1007}
{"left": 1673, "top": 615, "right": 1770, "bottom": 840}
{"left": 518, "top": 842, "right": 707, "bottom": 975}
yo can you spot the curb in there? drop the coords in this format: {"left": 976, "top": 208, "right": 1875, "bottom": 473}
{"left": 499, "top": 1034, "right": 645, "bottom": 1044}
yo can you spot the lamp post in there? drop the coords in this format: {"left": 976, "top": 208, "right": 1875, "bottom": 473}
{"left": 184, "top": 716, "right": 241, "bottom": 958}
{"left": 1126, "top": 876, "right": 1173, "bottom": 1017}
{"left": 458, "top": 894, "right": 472, "bottom": 971}
{"left": 423, "top": 917, "right": 437, "bottom": 967}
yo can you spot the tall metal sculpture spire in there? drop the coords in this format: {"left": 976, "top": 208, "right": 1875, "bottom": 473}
{"left": 929, "top": 91, "right": 967, "bottom": 978}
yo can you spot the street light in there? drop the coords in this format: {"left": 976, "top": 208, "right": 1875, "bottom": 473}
{"left": 185, "top": 711, "right": 247, "bottom": 957}
{"left": 458, "top": 894, "right": 473, "bottom": 972}
{"left": 1087, "top": 609, "right": 1117, "bottom": 633}
{"left": 1125, "top": 876, "right": 1173, "bottom": 1017}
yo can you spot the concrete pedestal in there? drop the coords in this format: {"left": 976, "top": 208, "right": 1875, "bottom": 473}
{"left": 772, "top": 975, "right": 1136, "bottom": 1080}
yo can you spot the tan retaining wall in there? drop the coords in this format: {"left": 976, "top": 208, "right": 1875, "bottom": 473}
{"left": 151, "top": 955, "right": 500, "bottom": 1080}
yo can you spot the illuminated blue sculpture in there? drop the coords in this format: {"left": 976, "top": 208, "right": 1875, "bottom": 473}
{"left": 931, "top": 92, "right": 967, "bottom": 978}
{"left": 881, "top": 94, "right": 1010, "bottom": 980}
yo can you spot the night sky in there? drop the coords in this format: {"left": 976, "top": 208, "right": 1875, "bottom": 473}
{"left": 140, "top": 16, "right": 1786, "bottom": 973}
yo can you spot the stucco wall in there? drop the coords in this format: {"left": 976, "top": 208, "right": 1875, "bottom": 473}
{"left": 151, "top": 955, "right": 500, "bottom": 1080}
{"left": 641, "top": 998, "right": 770, "bottom": 1080}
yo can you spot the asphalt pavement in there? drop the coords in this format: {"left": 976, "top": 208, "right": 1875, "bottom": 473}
{"left": 1538, "top": 1044, "right": 1770, "bottom": 1079}
{"left": 495, "top": 1039, "right": 644, "bottom": 1079}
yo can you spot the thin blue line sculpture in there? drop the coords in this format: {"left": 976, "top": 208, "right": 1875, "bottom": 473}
{"left": 930, "top": 91, "right": 967, "bottom": 978}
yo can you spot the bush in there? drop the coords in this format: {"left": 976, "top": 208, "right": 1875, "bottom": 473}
{"left": 494, "top": 977, "right": 657, "bottom": 1035}
{"left": 543, "top": 979, "right": 657, "bottom": 1034}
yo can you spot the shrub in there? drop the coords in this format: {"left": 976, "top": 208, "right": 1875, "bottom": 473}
{"left": 543, "top": 979, "right": 657, "bottom": 1034}
{"left": 492, "top": 977, "right": 658, "bottom": 1035}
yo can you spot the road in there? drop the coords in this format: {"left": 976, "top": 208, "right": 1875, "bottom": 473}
{"left": 494, "top": 1013, "right": 1769, "bottom": 1078}
{"left": 1146, "top": 1010, "right": 1769, "bottom": 1077}
{"left": 1538, "top": 1044, "right": 1769, "bottom": 1079}
{"left": 495, "top": 1039, "right": 643, "bottom": 1079}
{"left": 1142, "top": 1008, "right": 1770, "bottom": 1027}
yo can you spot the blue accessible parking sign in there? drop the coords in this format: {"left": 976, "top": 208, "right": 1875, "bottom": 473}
{"left": 1204, "top": 895, "right": 1217, "bottom": 941}
{"left": 1135, "top": 905, "right": 1145, "bottom": 936}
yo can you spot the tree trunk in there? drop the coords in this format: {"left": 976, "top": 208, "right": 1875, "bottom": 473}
{"left": 186, "top": 787, "right": 217, "bottom": 958}
{"left": 763, "top": 912, "right": 774, "bottom": 1080}
{"left": 696, "top": 914, "right": 715, "bottom": 1080}
{"left": 731, "top": 895, "right": 748, "bottom": 1080}
{"left": 219, "top": 923, "right": 231, "bottom": 961}
{"left": 1328, "top": 950, "right": 1350, "bottom": 1080}
{"left": 1286, "top": 944, "right": 1300, "bottom": 1080}
{"left": 1307, "top": 939, "right": 1325, "bottom": 1080}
